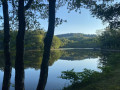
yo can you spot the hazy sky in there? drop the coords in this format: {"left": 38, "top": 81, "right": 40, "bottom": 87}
{"left": 40, "top": 5, "right": 108, "bottom": 35}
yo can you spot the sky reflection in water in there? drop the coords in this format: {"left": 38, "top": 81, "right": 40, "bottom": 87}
{"left": 0, "top": 50, "right": 101, "bottom": 90}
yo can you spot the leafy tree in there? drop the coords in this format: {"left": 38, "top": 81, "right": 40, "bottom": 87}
{"left": 91, "top": 1, "right": 120, "bottom": 29}
{"left": 98, "top": 28, "right": 120, "bottom": 49}
{"left": 0, "top": 30, "right": 61, "bottom": 50}
{"left": 51, "top": 36, "right": 61, "bottom": 49}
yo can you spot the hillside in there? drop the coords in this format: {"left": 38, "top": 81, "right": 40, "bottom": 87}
{"left": 56, "top": 33, "right": 100, "bottom": 48}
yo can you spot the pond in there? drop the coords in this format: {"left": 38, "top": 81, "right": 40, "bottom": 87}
{"left": 0, "top": 49, "right": 108, "bottom": 90}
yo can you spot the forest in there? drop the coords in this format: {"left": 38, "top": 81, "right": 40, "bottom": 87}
{"left": 1, "top": 28, "right": 120, "bottom": 50}
{"left": 98, "top": 29, "right": 120, "bottom": 49}
{"left": 0, "top": 30, "right": 100, "bottom": 50}
{"left": 0, "top": 29, "right": 61, "bottom": 50}
{"left": 57, "top": 33, "right": 100, "bottom": 48}
{"left": 1, "top": 0, "right": 120, "bottom": 90}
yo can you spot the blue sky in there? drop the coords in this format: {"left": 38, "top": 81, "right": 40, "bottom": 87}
{"left": 40, "top": 5, "right": 108, "bottom": 35}
{"left": 0, "top": 2, "right": 108, "bottom": 35}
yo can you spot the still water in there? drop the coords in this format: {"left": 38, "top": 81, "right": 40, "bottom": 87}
{"left": 0, "top": 49, "right": 102, "bottom": 90}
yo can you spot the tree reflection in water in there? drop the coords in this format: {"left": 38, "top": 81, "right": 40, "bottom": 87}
{"left": 2, "top": 48, "right": 12, "bottom": 90}
{"left": 37, "top": 51, "right": 49, "bottom": 90}
{"left": 15, "top": 51, "right": 25, "bottom": 90}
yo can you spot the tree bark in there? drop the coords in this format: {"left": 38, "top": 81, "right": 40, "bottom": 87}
{"left": 43, "top": 0, "right": 56, "bottom": 56}
{"left": 2, "top": 0, "right": 10, "bottom": 65}
{"left": 37, "top": 0, "right": 56, "bottom": 90}
{"left": 15, "top": 0, "right": 25, "bottom": 90}
{"left": 2, "top": 1, "right": 12, "bottom": 90}
{"left": 2, "top": 51, "right": 12, "bottom": 90}
{"left": 16, "top": 0, "right": 25, "bottom": 62}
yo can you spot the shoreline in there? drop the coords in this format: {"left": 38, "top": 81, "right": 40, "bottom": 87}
{"left": 0, "top": 48, "right": 120, "bottom": 52}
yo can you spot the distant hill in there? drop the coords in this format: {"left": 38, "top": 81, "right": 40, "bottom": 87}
{"left": 56, "top": 33, "right": 99, "bottom": 48}
{"left": 56, "top": 33, "right": 96, "bottom": 38}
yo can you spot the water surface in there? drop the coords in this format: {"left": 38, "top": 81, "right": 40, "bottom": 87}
{"left": 0, "top": 49, "right": 103, "bottom": 90}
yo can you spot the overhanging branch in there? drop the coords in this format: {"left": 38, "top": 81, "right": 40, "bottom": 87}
{"left": 24, "top": 0, "right": 34, "bottom": 11}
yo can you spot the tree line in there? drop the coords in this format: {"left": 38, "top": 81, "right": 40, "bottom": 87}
{"left": 2, "top": 27, "right": 120, "bottom": 50}
{"left": 1, "top": 0, "right": 120, "bottom": 90}
{"left": 0, "top": 29, "right": 61, "bottom": 50}
{"left": 0, "top": 30, "right": 101, "bottom": 50}
{"left": 98, "top": 28, "right": 120, "bottom": 49}
{"left": 59, "top": 33, "right": 100, "bottom": 48}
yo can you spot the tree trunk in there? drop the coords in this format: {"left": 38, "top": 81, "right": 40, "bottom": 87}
{"left": 16, "top": 0, "right": 25, "bottom": 62}
{"left": 2, "top": 1, "right": 12, "bottom": 90}
{"left": 37, "top": 0, "right": 56, "bottom": 90}
{"left": 2, "top": 0, "right": 10, "bottom": 65}
{"left": 15, "top": 0, "right": 25, "bottom": 90}
{"left": 15, "top": 60, "right": 24, "bottom": 90}
{"left": 2, "top": 51, "right": 12, "bottom": 90}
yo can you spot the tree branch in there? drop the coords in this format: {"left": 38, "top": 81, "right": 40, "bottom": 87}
{"left": 24, "top": 0, "right": 34, "bottom": 11}
{"left": 12, "top": 0, "right": 15, "bottom": 8}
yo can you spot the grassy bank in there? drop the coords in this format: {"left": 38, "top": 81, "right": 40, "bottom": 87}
{"left": 61, "top": 52, "right": 120, "bottom": 90}
{"left": 80, "top": 65, "right": 120, "bottom": 90}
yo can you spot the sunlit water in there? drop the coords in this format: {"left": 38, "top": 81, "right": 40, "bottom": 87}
{"left": 0, "top": 49, "right": 102, "bottom": 90}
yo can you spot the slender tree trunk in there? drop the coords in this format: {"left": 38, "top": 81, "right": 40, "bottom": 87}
{"left": 2, "top": 0, "right": 10, "bottom": 65}
{"left": 43, "top": 0, "right": 56, "bottom": 56}
{"left": 15, "top": 0, "right": 25, "bottom": 90}
{"left": 16, "top": 0, "right": 25, "bottom": 62}
{"left": 37, "top": 0, "right": 56, "bottom": 90}
{"left": 2, "top": 1, "right": 12, "bottom": 90}
{"left": 2, "top": 51, "right": 12, "bottom": 90}
{"left": 15, "top": 60, "right": 24, "bottom": 90}
{"left": 2, "top": 65, "right": 12, "bottom": 90}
